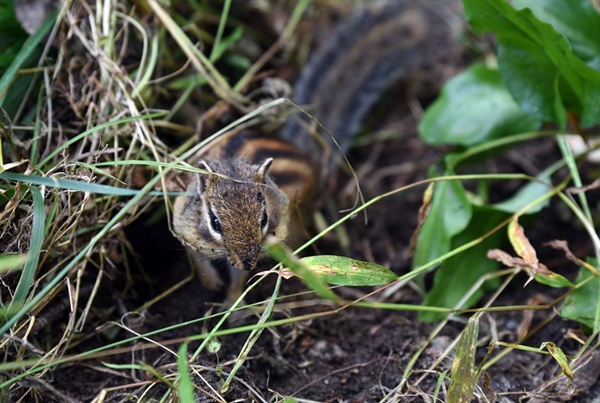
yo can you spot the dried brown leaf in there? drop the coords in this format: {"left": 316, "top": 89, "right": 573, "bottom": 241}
{"left": 545, "top": 239, "right": 599, "bottom": 274}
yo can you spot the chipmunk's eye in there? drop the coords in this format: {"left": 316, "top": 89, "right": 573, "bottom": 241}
{"left": 208, "top": 209, "right": 222, "bottom": 234}
{"left": 260, "top": 210, "right": 268, "bottom": 229}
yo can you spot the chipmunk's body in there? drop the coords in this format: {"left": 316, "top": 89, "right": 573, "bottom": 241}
{"left": 173, "top": 0, "right": 460, "bottom": 302}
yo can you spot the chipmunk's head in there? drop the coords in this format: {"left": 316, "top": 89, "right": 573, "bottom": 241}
{"left": 173, "top": 158, "right": 289, "bottom": 271}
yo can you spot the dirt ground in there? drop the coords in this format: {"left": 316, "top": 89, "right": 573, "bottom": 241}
{"left": 46, "top": 105, "right": 600, "bottom": 402}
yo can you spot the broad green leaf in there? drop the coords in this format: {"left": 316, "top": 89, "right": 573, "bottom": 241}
{"left": 561, "top": 263, "right": 600, "bottom": 330}
{"left": 464, "top": 0, "right": 600, "bottom": 128}
{"left": 513, "top": 0, "right": 600, "bottom": 71}
{"left": 420, "top": 64, "right": 540, "bottom": 146}
{"left": 0, "top": 1, "right": 29, "bottom": 70}
{"left": 448, "top": 314, "right": 480, "bottom": 403}
{"left": 300, "top": 255, "right": 397, "bottom": 286}
{"left": 413, "top": 172, "right": 472, "bottom": 268}
{"left": 266, "top": 241, "right": 338, "bottom": 301}
{"left": 492, "top": 167, "right": 552, "bottom": 214}
{"left": 497, "top": 38, "right": 569, "bottom": 129}
{"left": 420, "top": 207, "right": 504, "bottom": 322}
{"left": 0, "top": 9, "right": 55, "bottom": 118}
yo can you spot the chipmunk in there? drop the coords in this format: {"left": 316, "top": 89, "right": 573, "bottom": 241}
{"left": 172, "top": 0, "right": 460, "bottom": 303}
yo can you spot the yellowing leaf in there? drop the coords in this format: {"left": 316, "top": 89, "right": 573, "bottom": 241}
{"left": 448, "top": 314, "right": 481, "bottom": 402}
{"left": 541, "top": 342, "right": 573, "bottom": 382}
{"left": 508, "top": 218, "right": 538, "bottom": 268}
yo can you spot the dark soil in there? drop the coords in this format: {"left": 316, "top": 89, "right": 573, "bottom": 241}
{"left": 47, "top": 106, "right": 600, "bottom": 402}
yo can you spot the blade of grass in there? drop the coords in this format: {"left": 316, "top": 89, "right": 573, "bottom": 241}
{"left": 116, "top": 10, "right": 155, "bottom": 98}
{"left": 0, "top": 171, "right": 185, "bottom": 197}
{"left": 146, "top": 0, "right": 243, "bottom": 105}
{"left": 177, "top": 343, "right": 195, "bottom": 402}
{"left": 557, "top": 135, "right": 599, "bottom": 262}
{"left": 8, "top": 186, "right": 45, "bottom": 312}
{"left": 221, "top": 275, "right": 281, "bottom": 393}
{"left": 209, "top": 0, "right": 232, "bottom": 62}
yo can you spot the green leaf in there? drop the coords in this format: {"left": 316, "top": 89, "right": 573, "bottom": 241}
{"left": 420, "top": 207, "right": 504, "bottom": 322}
{"left": 206, "top": 337, "right": 221, "bottom": 354}
{"left": 177, "top": 343, "right": 195, "bottom": 403}
{"left": 300, "top": 255, "right": 397, "bottom": 286}
{"left": 413, "top": 173, "right": 472, "bottom": 268}
{"left": 492, "top": 168, "right": 552, "bottom": 214}
{"left": 266, "top": 241, "right": 339, "bottom": 302}
{"left": 464, "top": 0, "right": 600, "bottom": 128}
{"left": 533, "top": 271, "right": 574, "bottom": 289}
{"left": 420, "top": 63, "right": 541, "bottom": 146}
{"left": 513, "top": 0, "right": 600, "bottom": 71}
{"left": 448, "top": 314, "right": 480, "bottom": 403}
{"left": 0, "top": 1, "right": 29, "bottom": 71}
{"left": 561, "top": 263, "right": 600, "bottom": 329}
{"left": 0, "top": 9, "right": 55, "bottom": 118}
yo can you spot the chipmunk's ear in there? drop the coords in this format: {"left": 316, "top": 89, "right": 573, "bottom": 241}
{"left": 196, "top": 160, "right": 214, "bottom": 194}
{"left": 256, "top": 158, "right": 273, "bottom": 182}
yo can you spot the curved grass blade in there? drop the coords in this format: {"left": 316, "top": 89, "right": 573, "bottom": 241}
{"left": 9, "top": 186, "right": 45, "bottom": 312}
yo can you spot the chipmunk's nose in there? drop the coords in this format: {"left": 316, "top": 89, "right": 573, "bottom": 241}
{"left": 241, "top": 256, "right": 256, "bottom": 271}
{"left": 229, "top": 244, "right": 261, "bottom": 271}
{"left": 226, "top": 227, "right": 263, "bottom": 271}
